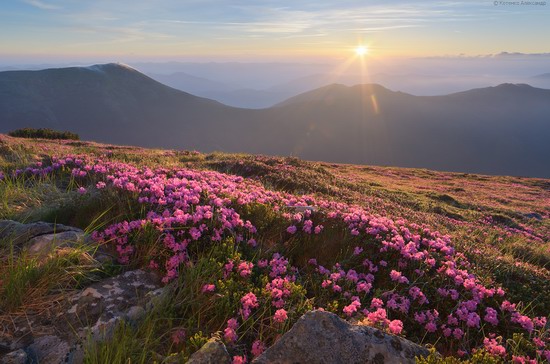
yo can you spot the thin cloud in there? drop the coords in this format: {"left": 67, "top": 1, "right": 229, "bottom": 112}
{"left": 22, "top": 0, "right": 61, "bottom": 10}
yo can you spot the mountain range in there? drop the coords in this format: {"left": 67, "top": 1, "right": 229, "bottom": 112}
{"left": 1, "top": 63, "right": 549, "bottom": 178}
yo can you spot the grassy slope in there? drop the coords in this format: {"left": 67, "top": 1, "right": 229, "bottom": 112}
{"left": 0, "top": 134, "right": 548, "bottom": 362}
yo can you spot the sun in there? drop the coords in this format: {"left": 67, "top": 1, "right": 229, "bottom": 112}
{"left": 355, "top": 46, "right": 368, "bottom": 56}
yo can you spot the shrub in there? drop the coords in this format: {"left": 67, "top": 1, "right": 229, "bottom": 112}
{"left": 8, "top": 128, "right": 80, "bottom": 140}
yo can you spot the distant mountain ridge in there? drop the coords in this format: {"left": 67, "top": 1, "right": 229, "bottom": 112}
{"left": 1, "top": 63, "right": 549, "bottom": 178}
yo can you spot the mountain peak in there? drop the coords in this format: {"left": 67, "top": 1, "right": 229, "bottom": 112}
{"left": 84, "top": 63, "right": 139, "bottom": 73}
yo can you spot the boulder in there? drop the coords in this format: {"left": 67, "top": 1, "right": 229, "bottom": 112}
{"left": 26, "top": 230, "right": 85, "bottom": 258}
{"left": 186, "top": 338, "right": 231, "bottom": 364}
{"left": 253, "top": 310, "right": 429, "bottom": 364}
{"left": 0, "top": 220, "right": 82, "bottom": 249}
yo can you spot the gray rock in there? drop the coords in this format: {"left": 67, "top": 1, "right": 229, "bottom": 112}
{"left": 26, "top": 230, "right": 85, "bottom": 259}
{"left": 252, "top": 310, "right": 429, "bottom": 364}
{"left": 61, "top": 269, "right": 162, "bottom": 342}
{"left": 186, "top": 338, "right": 231, "bottom": 364}
{"left": 27, "top": 335, "right": 71, "bottom": 364}
{"left": 0, "top": 349, "right": 27, "bottom": 364}
{"left": 0, "top": 220, "right": 82, "bottom": 249}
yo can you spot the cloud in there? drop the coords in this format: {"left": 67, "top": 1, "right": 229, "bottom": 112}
{"left": 22, "top": 0, "right": 61, "bottom": 10}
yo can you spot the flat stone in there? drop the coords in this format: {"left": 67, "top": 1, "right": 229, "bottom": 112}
{"left": 26, "top": 231, "right": 85, "bottom": 258}
{"left": 252, "top": 310, "right": 429, "bottom": 364}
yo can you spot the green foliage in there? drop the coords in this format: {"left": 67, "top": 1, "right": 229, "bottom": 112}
{"left": 83, "top": 315, "right": 169, "bottom": 364}
{"left": 8, "top": 128, "right": 80, "bottom": 140}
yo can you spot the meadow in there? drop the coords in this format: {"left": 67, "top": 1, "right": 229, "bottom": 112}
{"left": 0, "top": 134, "right": 548, "bottom": 363}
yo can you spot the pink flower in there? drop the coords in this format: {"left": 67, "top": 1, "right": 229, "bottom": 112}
{"left": 251, "top": 340, "right": 266, "bottom": 357}
{"left": 453, "top": 328, "right": 464, "bottom": 340}
{"left": 483, "top": 337, "right": 506, "bottom": 357}
{"left": 343, "top": 297, "right": 361, "bottom": 317}
{"left": 78, "top": 187, "right": 87, "bottom": 194}
{"left": 466, "top": 312, "right": 480, "bottom": 328}
{"left": 388, "top": 320, "right": 403, "bottom": 335}
{"left": 356, "top": 281, "right": 372, "bottom": 294}
{"left": 227, "top": 318, "right": 239, "bottom": 330}
{"left": 389, "top": 270, "right": 409, "bottom": 284}
{"left": 232, "top": 355, "right": 247, "bottom": 364}
{"left": 314, "top": 225, "right": 324, "bottom": 234}
{"left": 224, "top": 327, "right": 238, "bottom": 343}
{"left": 425, "top": 322, "right": 437, "bottom": 332}
{"left": 370, "top": 298, "right": 384, "bottom": 309}
{"left": 202, "top": 284, "right": 215, "bottom": 293}
{"left": 484, "top": 307, "right": 498, "bottom": 326}
{"left": 238, "top": 261, "right": 254, "bottom": 278}
{"left": 241, "top": 292, "right": 259, "bottom": 319}
{"left": 224, "top": 260, "right": 234, "bottom": 279}
{"left": 367, "top": 308, "right": 388, "bottom": 325}
{"left": 274, "top": 308, "right": 288, "bottom": 323}
{"left": 286, "top": 225, "right": 297, "bottom": 234}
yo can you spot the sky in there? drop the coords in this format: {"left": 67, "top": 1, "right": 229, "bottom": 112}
{"left": 1, "top": 0, "right": 549, "bottom": 64}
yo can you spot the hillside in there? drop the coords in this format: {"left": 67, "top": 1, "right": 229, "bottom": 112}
{"left": 1, "top": 64, "right": 550, "bottom": 178}
{"left": 0, "top": 135, "right": 548, "bottom": 362}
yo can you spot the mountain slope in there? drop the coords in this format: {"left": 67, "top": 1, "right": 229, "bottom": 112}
{"left": 0, "top": 63, "right": 253, "bottom": 148}
{"left": 1, "top": 64, "right": 549, "bottom": 178}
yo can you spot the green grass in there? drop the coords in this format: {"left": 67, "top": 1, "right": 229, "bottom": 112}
{"left": 0, "top": 237, "right": 102, "bottom": 314}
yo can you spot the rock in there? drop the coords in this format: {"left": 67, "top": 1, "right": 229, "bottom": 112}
{"left": 524, "top": 212, "right": 542, "bottom": 220}
{"left": 0, "top": 220, "right": 82, "bottom": 249}
{"left": 27, "top": 335, "right": 71, "bottom": 364}
{"left": 61, "top": 269, "right": 162, "bottom": 342}
{"left": 0, "top": 349, "right": 27, "bottom": 364}
{"left": 252, "top": 310, "right": 429, "bottom": 364}
{"left": 26, "top": 230, "right": 85, "bottom": 258}
{"left": 186, "top": 338, "right": 231, "bottom": 364}
{"left": 0, "top": 220, "right": 116, "bottom": 264}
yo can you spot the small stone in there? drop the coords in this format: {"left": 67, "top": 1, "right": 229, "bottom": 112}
{"left": 186, "top": 338, "right": 231, "bottom": 364}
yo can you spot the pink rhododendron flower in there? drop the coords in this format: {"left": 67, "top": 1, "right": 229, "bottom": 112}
{"left": 251, "top": 340, "right": 266, "bottom": 357}
{"left": 202, "top": 284, "right": 215, "bottom": 293}
{"left": 274, "top": 308, "right": 288, "bottom": 323}
{"left": 232, "top": 355, "right": 247, "bottom": 364}
{"left": 388, "top": 320, "right": 403, "bottom": 335}
{"left": 483, "top": 337, "right": 506, "bottom": 357}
